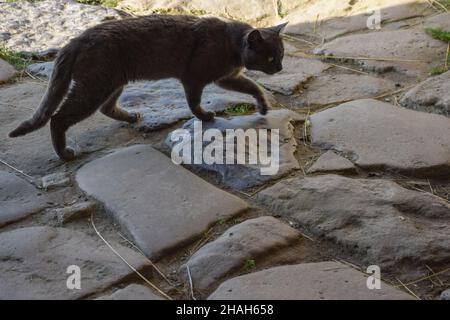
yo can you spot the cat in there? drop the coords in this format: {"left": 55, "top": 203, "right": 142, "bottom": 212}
{"left": 9, "top": 15, "right": 287, "bottom": 161}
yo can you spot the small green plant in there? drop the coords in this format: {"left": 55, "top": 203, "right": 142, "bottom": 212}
{"left": 244, "top": 259, "right": 256, "bottom": 271}
{"left": 225, "top": 103, "right": 254, "bottom": 116}
{"left": 430, "top": 65, "right": 448, "bottom": 75}
{"left": 425, "top": 27, "right": 450, "bottom": 42}
{"left": 152, "top": 7, "right": 207, "bottom": 16}
{"left": 0, "top": 46, "right": 31, "bottom": 70}
{"left": 76, "top": 0, "right": 119, "bottom": 8}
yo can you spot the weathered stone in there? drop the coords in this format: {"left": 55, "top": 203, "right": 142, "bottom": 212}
{"left": 257, "top": 174, "right": 450, "bottom": 271}
{"left": 441, "top": 289, "right": 450, "bottom": 300}
{"left": 119, "top": 0, "right": 279, "bottom": 26}
{"left": 76, "top": 145, "right": 248, "bottom": 259}
{"left": 307, "top": 150, "right": 357, "bottom": 175}
{"left": 0, "top": 59, "right": 17, "bottom": 84}
{"left": 256, "top": 56, "right": 329, "bottom": 95}
{"left": 41, "top": 171, "right": 71, "bottom": 190}
{"left": 315, "top": 28, "right": 447, "bottom": 78}
{"left": 26, "top": 62, "right": 54, "bottom": 78}
{"left": 298, "top": 74, "right": 396, "bottom": 106}
{"left": 120, "top": 80, "right": 257, "bottom": 131}
{"left": 0, "top": 226, "right": 149, "bottom": 300}
{"left": 424, "top": 12, "right": 450, "bottom": 31}
{"left": 310, "top": 99, "right": 450, "bottom": 177}
{"left": 55, "top": 201, "right": 97, "bottom": 224}
{"left": 0, "top": 0, "right": 122, "bottom": 52}
{"left": 208, "top": 261, "right": 413, "bottom": 300}
{"left": 400, "top": 70, "right": 450, "bottom": 117}
{"left": 184, "top": 216, "right": 300, "bottom": 292}
{"left": 0, "top": 171, "right": 48, "bottom": 227}
{"left": 165, "top": 109, "right": 304, "bottom": 190}
{"left": 96, "top": 284, "right": 164, "bottom": 300}
{"left": 285, "top": 0, "right": 433, "bottom": 40}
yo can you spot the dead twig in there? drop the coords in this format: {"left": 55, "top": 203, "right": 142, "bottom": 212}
{"left": 0, "top": 159, "right": 38, "bottom": 187}
{"left": 117, "top": 232, "right": 177, "bottom": 288}
{"left": 396, "top": 277, "right": 421, "bottom": 300}
{"left": 186, "top": 264, "right": 196, "bottom": 300}
{"left": 90, "top": 214, "right": 172, "bottom": 300}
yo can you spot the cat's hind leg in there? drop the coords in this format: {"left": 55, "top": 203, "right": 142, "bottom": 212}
{"left": 50, "top": 83, "right": 116, "bottom": 161}
{"left": 100, "top": 86, "right": 140, "bottom": 123}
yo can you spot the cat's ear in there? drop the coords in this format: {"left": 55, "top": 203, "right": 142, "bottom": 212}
{"left": 267, "top": 22, "right": 289, "bottom": 34}
{"left": 247, "top": 29, "right": 264, "bottom": 48}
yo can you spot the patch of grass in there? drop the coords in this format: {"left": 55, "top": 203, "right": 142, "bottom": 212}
{"left": 225, "top": 103, "right": 255, "bottom": 116}
{"left": 430, "top": 65, "right": 448, "bottom": 75}
{"left": 0, "top": 46, "right": 32, "bottom": 70}
{"left": 437, "top": 0, "right": 450, "bottom": 10}
{"left": 151, "top": 7, "right": 207, "bottom": 16}
{"left": 76, "top": 0, "right": 119, "bottom": 8}
{"left": 244, "top": 259, "right": 256, "bottom": 271}
{"left": 425, "top": 27, "right": 450, "bottom": 42}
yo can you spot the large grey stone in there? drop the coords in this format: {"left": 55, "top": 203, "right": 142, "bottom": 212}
{"left": 298, "top": 74, "right": 396, "bottom": 106}
{"left": 424, "top": 12, "right": 450, "bottom": 31}
{"left": 0, "top": 0, "right": 122, "bottom": 52}
{"left": 441, "top": 289, "right": 450, "bottom": 300}
{"left": 310, "top": 99, "right": 450, "bottom": 177}
{"left": 315, "top": 27, "right": 447, "bottom": 78}
{"left": 76, "top": 145, "right": 248, "bottom": 259}
{"left": 400, "top": 70, "right": 450, "bottom": 117}
{"left": 96, "top": 284, "right": 164, "bottom": 300}
{"left": 165, "top": 109, "right": 304, "bottom": 190}
{"left": 257, "top": 174, "right": 450, "bottom": 271}
{"left": 285, "top": 0, "right": 433, "bottom": 40}
{"left": 119, "top": 0, "right": 279, "bottom": 26}
{"left": 0, "top": 59, "right": 17, "bottom": 84}
{"left": 120, "top": 80, "right": 257, "bottom": 131}
{"left": 0, "top": 226, "right": 149, "bottom": 300}
{"left": 0, "top": 171, "right": 48, "bottom": 227}
{"left": 208, "top": 261, "right": 413, "bottom": 300}
{"left": 184, "top": 216, "right": 300, "bottom": 292}
{"left": 255, "top": 56, "right": 329, "bottom": 95}
{"left": 307, "top": 150, "right": 357, "bottom": 175}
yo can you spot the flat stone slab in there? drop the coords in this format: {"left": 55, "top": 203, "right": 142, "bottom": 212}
{"left": 400, "top": 70, "right": 450, "bottom": 117}
{"left": 0, "top": 0, "right": 122, "bottom": 52}
{"left": 310, "top": 99, "right": 450, "bottom": 177}
{"left": 0, "top": 171, "right": 48, "bottom": 227}
{"left": 0, "top": 226, "right": 149, "bottom": 300}
{"left": 298, "top": 74, "right": 396, "bottom": 106}
{"left": 165, "top": 109, "right": 304, "bottom": 190}
{"left": 120, "top": 80, "right": 257, "bottom": 131}
{"left": 255, "top": 56, "right": 329, "bottom": 95}
{"left": 0, "top": 59, "right": 17, "bottom": 83}
{"left": 307, "top": 150, "right": 357, "bottom": 175}
{"left": 257, "top": 174, "right": 450, "bottom": 271}
{"left": 208, "top": 261, "right": 413, "bottom": 300}
{"left": 285, "top": 0, "right": 432, "bottom": 40}
{"left": 76, "top": 145, "right": 248, "bottom": 259}
{"left": 96, "top": 284, "right": 164, "bottom": 300}
{"left": 315, "top": 27, "right": 447, "bottom": 78}
{"left": 184, "top": 216, "right": 300, "bottom": 292}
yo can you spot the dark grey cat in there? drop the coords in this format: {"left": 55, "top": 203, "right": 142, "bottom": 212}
{"left": 9, "top": 15, "right": 287, "bottom": 161}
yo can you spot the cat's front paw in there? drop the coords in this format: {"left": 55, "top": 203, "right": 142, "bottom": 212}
{"left": 197, "top": 111, "right": 215, "bottom": 122}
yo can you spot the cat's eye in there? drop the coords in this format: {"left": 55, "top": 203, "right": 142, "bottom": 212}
{"left": 268, "top": 57, "right": 274, "bottom": 62}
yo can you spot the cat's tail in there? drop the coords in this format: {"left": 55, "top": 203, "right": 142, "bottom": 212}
{"left": 9, "top": 41, "right": 79, "bottom": 138}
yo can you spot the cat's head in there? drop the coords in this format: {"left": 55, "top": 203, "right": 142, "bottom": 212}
{"left": 242, "top": 22, "right": 288, "bottom": 75}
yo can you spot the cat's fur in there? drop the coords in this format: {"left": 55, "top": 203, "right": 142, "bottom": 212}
{"left": 9, "top": 15, "right": 287, "bottom": 161}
